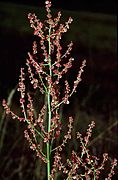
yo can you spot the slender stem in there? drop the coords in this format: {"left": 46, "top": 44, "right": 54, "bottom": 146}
{"left": 47, "top": 25, "right": 52, "bottom": 180}
{"left": 47, "top": 90, "right": 51, "bottom": 179}
{"left": 47, "top": 142, "right": 51, "bottom": 179}
{"left": 48, "top": 26, "right": 52, "bottom": 131}
{"left": 38, "top": 73, "right": 47, "bottom": 92}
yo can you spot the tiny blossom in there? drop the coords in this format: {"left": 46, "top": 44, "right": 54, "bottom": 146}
{"left": 72, "top": 59, "right": 86, "bottom": 94}
{"left": 62, "top": 57, "right": 74, "bottom": 74}
{"left": 33, "top": 41, "right": 37, "bottom": 54}
{"left": 50, "top": 151, "right": 63, "bottom": 179}
{"left": 52, "top": 117, "right": 73, "bottom": 152}
{"left": 53, "top": 11, "right": 62, "bottom": 28}
{"left": 45, "top": 1, "right": 52, "bottom": 20}
{"left": 84, "top": 121, "right": 95, "bottom": 146}
{"left": 106, "top": 159, "right": 117, "bottom": 180}
{"left": 61, "top": 41, "right": 73, "bottom": 59}
{"left": 17, "top": 68, "right": 25, "bottom": 99}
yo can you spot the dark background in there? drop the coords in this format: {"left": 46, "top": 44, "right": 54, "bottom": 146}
{"left": 0, "top": 0, "right": 117, "bottom": 14}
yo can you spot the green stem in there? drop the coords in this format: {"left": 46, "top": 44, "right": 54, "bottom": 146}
{"left": 47, "top": 90, "right": 51, "bottom": 179}
{"left": 47, "top": 142, "right": 51, "bottom": 179}
{"left": 93, "top": 170, "right": 96, "bottom": 180}
{"left": 39, "top": 73, "right": 47, "bottom": 92}
{"left": 47, "top": 25, "right": 52, "bottom": 180}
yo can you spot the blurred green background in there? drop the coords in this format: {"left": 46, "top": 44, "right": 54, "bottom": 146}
{"left": 0, "top": 1, "right": 117, "bottom": 179}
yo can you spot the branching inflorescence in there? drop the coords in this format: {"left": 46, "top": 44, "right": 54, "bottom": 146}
{"left": 2, "top": 1, "right": 117, "bottom": 179}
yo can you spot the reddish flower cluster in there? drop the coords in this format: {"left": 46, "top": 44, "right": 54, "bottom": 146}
{"left": 2, "top": 0, "right": 117, "bottom": 179}
{"left": 50, "top": 122, "right": 117, "bottom": 179}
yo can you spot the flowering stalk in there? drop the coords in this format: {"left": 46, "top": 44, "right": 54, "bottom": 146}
{"left": 2, "top": 1, "right": 117, "bottom": 179}
{"left": 47, "top": 25, "right": 52, "bottom": 179}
